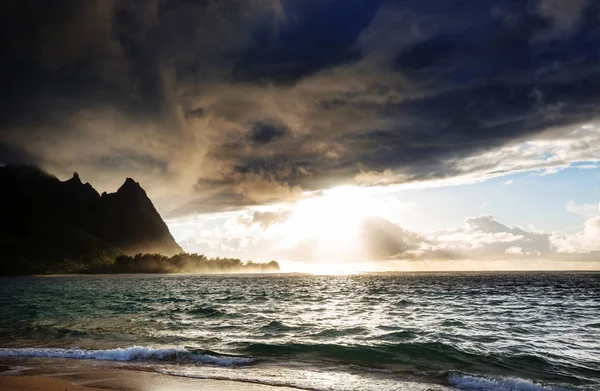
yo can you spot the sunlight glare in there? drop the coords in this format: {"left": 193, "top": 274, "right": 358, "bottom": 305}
{"left": 279, "top": 186, "right": 371, "bottom": 262}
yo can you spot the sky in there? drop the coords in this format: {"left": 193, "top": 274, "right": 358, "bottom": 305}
{"left": 1, "top": 0, "right": 599, "bottom": 271}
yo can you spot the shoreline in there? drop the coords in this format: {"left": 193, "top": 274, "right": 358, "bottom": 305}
{"left": 0, "top": 356, "right": 454, "bottom": 391}
{"left": 0, "top": 357, "right": 305, "bottom": 391}
{"left": 0, "top": 375, "right": 304, "bottom": 391}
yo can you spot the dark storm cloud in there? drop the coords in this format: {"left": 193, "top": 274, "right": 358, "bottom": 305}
{"left": 250, "top": 122, "right": 287, "bottom": 144}
{"left": 1, "top": 0, "right": 600, "bottom": 217}
{"left": 233, "top": 0, "right": 380, "bottom": 83}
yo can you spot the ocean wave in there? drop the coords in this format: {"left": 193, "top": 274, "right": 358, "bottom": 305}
{"left": 449, "top": 374, "right": 577, "bottom": 391}
{"left": 394, "top": 299, "right": 414, "bottom": 307}
{"left": 6, "top": 324, "right": 89, "bottom": 339}
{"left": 157, "top": 367, "right": 449, "bottom": 391}
{"left": 441, "top": 320, "right": 465, "bottom": 327}
{"left": 186, "top": 306, "right": 227, "bottom": 317}
{"left": 239, "top": 341, "right": 596, "bottom": 384}
{"left": 260, "top": 320, "right": 294, "bottom": 331}
{"left": 309, "top": 327, "right": 368, "bottom": 338}
{"left": 0, "top": 346, "right": 254, "bottom": 366}
{"left": 376, "top": 330, "right": 418, "bottom": 341}
{"left": 241, "top": 341, "right": 478, "bottom": 365}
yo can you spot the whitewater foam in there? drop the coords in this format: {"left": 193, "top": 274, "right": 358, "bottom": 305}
{"left": 449, "top": 374, "right": 576, "bottom": 391}
{"left": 0, "top": 347, "right": 254, "bottom": 366}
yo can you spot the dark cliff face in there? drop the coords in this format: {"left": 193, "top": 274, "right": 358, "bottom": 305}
{"left": 0, "top": 165, "right": 182, "bottom": 275}
{"left": 95, "top": 178, "right": 183, "bottom": 256}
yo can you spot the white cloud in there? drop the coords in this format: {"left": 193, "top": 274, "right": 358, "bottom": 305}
{"left": 355, "top": 167, "right": 399, "bottom": 185}
{"left": 566, "top": 200, "right": 600, "bottom": 217}
{"left": 505, "top": 246, "right": 523, "bottom": 255}
{"left": 503, "top": 180, "right": 514, "bottom": 185}
{"left": 426, "top": 215, "right": 550, "bottom": 259}
{"left": 551, "top": 216, "right": 600, "bottom": 253}
{"left": 576, "top": 164, "right": 599, "bottom": 169}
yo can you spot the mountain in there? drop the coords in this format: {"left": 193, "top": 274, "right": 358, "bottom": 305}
{"left": 0, "top": 165, "right": 182, "bottom": 275}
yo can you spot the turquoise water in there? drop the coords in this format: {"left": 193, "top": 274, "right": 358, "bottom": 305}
{"left": 0, "top": 272, "right": 599, "bottom": 390}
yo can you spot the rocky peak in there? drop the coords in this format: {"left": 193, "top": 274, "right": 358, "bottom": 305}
{"left": 64, "top": 171, "right": 100, "bottom": 200}
{"left": 123, "top": 177, "right": 138, "bottom": 187}
{"left": 117, "top": 177, "right": 145, "bottom": 195}
{"left": 97, "top": 176, "right": 181, "bottom": 255}
{"left": 69, "top": 172, "right": 82, "bottom": 184}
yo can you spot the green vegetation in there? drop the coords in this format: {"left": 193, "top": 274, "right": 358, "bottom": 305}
{"left": 88, "top": 253, "right": 280, "bottom": 274}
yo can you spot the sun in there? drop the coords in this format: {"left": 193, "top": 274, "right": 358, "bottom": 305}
{"left": 277, "top": 186, "right": 371, "bottom": 262}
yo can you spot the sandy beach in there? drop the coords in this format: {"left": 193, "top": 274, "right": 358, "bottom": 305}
{"left": 0, "top": 375, "right": 303, "bottom": 391}
{"left": 0, "top": 376, "right": 106, "bottom": 391}
{"left": 0, "top": 357, "right": 302, "bottom": 391}
{"left": 0, "top": 356, "right": 455, "bottom": 391}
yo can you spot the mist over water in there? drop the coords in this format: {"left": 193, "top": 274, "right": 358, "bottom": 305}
{"left": 0, "top": 273, "right": 599, "bottom": 391}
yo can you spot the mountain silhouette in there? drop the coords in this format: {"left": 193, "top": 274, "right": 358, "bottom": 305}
{"left": 0, "top": 165, "right": 182, "bottom": 275}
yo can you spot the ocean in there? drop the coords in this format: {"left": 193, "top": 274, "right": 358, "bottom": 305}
{"left": 0, "top": 272, "right": 598, "bottom": 391}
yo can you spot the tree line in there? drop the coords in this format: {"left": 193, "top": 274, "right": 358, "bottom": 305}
{"left": 88, "top": 252, "right": 280, "bottom": 274}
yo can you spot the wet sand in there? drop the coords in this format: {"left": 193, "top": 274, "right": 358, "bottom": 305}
{"left": 0, "top": 375, "right": 303, "bottom": 391}
{"left": 0, "top": 376, "right": 106, "bottom": 391}
{"left": 0, "top": 357, "right": 302, "bottom": 391}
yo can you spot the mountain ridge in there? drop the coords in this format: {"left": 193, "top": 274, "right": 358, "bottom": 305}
{"left": 0, "top": 165, "right": 182, "bottom": 275}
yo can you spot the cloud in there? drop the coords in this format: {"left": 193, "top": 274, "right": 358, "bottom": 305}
{"left": 505, "top": 246, "right": 523, "bottom": 255}
{"left": 551, "top": 216, "right": 600, "bottom": 253}
{"left": 566, "top": 200, "right": 599, "bottom": 217}
{"left": 536, "top": 0, "right": 588, "bottom": 31}
{"left": 172, "top": 209, "right": 599, "bottom": 269}
{"left": 244, "top": 210, "right": 294, "bottom": 228}
{"left": 359, "top": 217, "right": 426, "bottom": 259}
{"left": 418, "top": 215, "right": 551, "bottom": 261}
{"left": 2, "top": 0, "right": 600, "bottom": 219}
{"left": 356, "top": 4, "right": 425, "bottom": 68}
{"left": 177, "top": 213, "right": 265, "bottom": 256}
{"left": 355, "top": 167, "right": 398, "bottom": 186}
{"left": 383, "top": 214, "right": 599, "bottom": 265}
{"left": 575, "top": 163, "right": 599, "bottom": 169}
{"left": 409, "top": 214, "right": 600, "bottom": 265}
{"left": 388, "top": 123, "right": 600, "bottom": 189}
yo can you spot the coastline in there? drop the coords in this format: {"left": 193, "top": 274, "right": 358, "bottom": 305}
{"left": 0, "top": 356, "right": 454, "bottom": 391}
{"left": 0, "top": 357, "right": 304, "bottom": 391}
{"left": 0, "top": 375, "right": 304, "bottom": 391}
